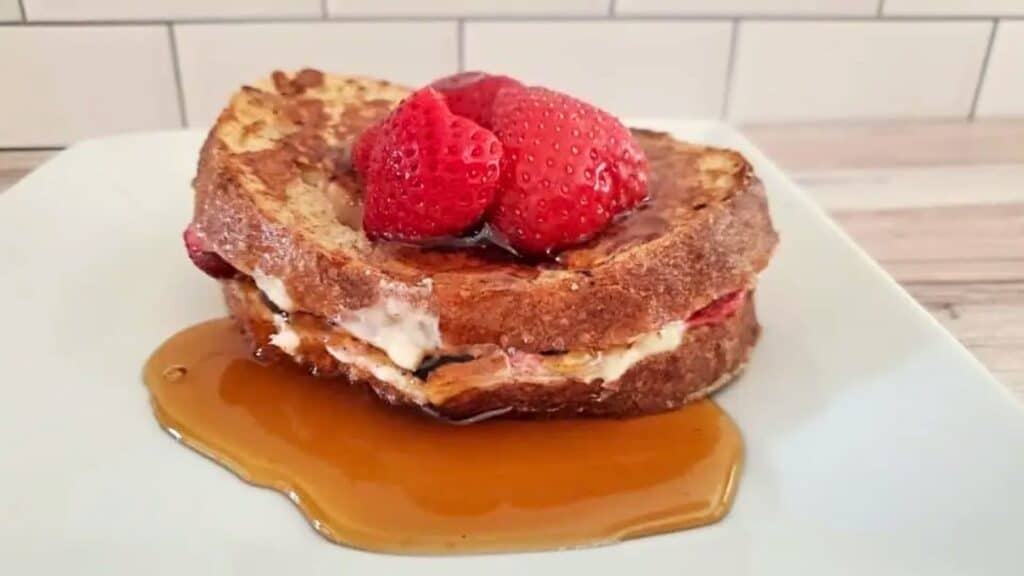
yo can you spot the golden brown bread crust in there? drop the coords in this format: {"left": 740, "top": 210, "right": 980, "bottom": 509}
{"left": 223, "top": 277, "right": 760, "bottom": 419}
{"left": 191, "top": 69, "right": 778, "bottom": 354}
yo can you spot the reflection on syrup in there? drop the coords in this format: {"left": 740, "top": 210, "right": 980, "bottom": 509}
{"left": 144, "top": 319, "right": 743, "bottom": 554}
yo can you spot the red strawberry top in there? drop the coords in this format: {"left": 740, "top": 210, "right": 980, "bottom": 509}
{"left": 489, "top": 86, "right": 648, "bottom": 254}
{"left": 429, "top": 72, "right": 523, "bottom": 129}
{"left": 353, "top": 72, "right": 650, "bottom": 256}
{"left": 359, "top": 87, "right": 503, "bottom": 240}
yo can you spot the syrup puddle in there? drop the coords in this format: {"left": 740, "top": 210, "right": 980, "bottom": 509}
{"left": 143, "top": 319, "right": 743, "bottom": 554}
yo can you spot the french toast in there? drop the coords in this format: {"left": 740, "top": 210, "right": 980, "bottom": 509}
{"left": 188, "top": 69, "right": 778, "bottom": 419}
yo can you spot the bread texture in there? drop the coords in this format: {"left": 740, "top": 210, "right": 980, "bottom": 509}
{"left": 189, "top": 69, "right": 777, "bottom": 418}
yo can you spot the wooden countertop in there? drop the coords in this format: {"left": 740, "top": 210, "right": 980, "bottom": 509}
{"left": 3, "top": 121, "right": 1022, "bottom": 400}
{"left": 744, "top": 120, "right": 1024, "bottom": 400}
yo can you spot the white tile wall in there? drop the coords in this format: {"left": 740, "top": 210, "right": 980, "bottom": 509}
{"left": 885, "top": 0, "right": 1024, "bottom": 16}
{"left": 327, "top": 0, "right": 610, "bottom": 17}
{"left": 617, "top": 0, "right": 877, "bottom": 16}
{"left": 0, "top": 0, "right": 20, "bottom": 21}
{"left": 465, "top": 21, "right": 731, "bottom": 118}
{"left": 23, "top": 0, "right": 320, "bottom": 21}
{"left": 976, "top": 21, "right": 1024, "bottom": 118}
{"left": 728, "top": 21, "right": 992, "bottom": 122}
{"left": 175, "top": 22, "right": 458, "bottom": 127}
{"left": 0, "top": 2, "right": 1021, "bottom": 147}
{"left": 0, "top": 26, "right": 180, "bottom": 147}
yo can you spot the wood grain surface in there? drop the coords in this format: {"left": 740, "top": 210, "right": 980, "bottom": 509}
{"left": 745, "top": 121, "right": 1024, "bottom": 398}
{"left": 3, "top": 121, "right": 1022, "bottom": 399}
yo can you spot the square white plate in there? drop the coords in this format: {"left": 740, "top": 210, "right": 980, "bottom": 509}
{"left": 2, "top": 121, "right": 1022, "bottom": 575}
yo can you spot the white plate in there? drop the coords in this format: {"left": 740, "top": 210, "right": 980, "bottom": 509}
{"left": 2, "top": 121, "right": 1022, "bottom": 575}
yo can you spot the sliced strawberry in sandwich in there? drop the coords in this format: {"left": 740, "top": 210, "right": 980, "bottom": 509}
{"left": 183, "top": 225, "right": 236, "bottom": 279}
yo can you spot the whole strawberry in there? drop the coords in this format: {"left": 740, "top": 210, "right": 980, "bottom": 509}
{"left": 357, "top": 87, "right": 503, "bottom": 241}
{"left": 488, "top": 86, "right": 649, "bottom": 255}
{"left": 430, "top": 72, "right": 523, "bottom": 129}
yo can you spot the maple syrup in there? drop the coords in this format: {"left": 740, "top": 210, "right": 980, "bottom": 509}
{"left": 143, "top": 319, "right": 743, "bottom": 553}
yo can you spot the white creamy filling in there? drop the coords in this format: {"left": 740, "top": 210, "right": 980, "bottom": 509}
{"left": 269, "top": 311, "right": 685, "bottom": 392}
{"left": 269, "top": 314, "right": 300, "bottom": 355}
{"left": 252, "top": 269, "right": 295, "bottom": 312}
{"left": 564, "top": 321, "right": 687, "bottom": 383}
{"left": 335, "top": 295, "right": 441, "bottom": 371}
{"left": 253, "top": 273, "right": 440, "bottom": 371}
{"left": 325, "top": 345, "right": 427, "bottom": 403}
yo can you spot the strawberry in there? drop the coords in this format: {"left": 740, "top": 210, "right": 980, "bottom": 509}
{"left": 360, "top": 87, "right": 503, "bottom": 241}
{"left": 429, "top": 72, "right": 523, "bottom": 129}
{"left": 688, "top": 291, "right": 746, "bottom": 327}
{"left": 351, "top": 121, "right": 382, "bottom": 176}
{"left": 487, "top": 86, "right": 649, "bottom": 254}
{"left": 183, "top": 226, "right": 236, "bottom": 279}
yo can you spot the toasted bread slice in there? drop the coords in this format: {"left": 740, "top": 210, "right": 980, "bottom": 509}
{"left": 189, "top": 69, "right": 777, "bottom": 417}
{"left": 191, "top": 69, "right": 777, "bottom": 358}
{"left": 223, "top": 277, "right": 759, "bottom": 420}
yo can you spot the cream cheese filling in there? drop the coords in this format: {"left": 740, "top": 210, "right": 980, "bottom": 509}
{"left": 253, "top": 269, "right": 295, "bottom": 312}
{"left": 269, "top": 312, "right": 687, "bottom": 399}
{"left": 541, "top": 321, "right": 687, "bottom": 383}
{"left": 256, "top": 273, "right": 696, "bottom": 401}
{"left": 325, "top": 344, "right": 427, "bottom": 403}
{"left": 253, "top": 273, "right": 441, "bottom": 371}
{"left": 269, "top": 314, "right": 300, "bottom": 355}
{"left": 335, "top": 294, "right": 441, "bottom": 371}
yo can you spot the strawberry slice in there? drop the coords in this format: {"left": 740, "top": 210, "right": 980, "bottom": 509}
{"left": 687, "top": 291, "right": 746, "bottom": 327}
{"left": 430, "top": 72, "right": 523, "bottom": 129}
{"left": 487, "top": 86, "right": 649, "bottom": 255}
{"left": 359, "top": 87, "right": 503, "bottom": 241}
{"left": 183, "top": 226, "right": 236, "bottom": 279}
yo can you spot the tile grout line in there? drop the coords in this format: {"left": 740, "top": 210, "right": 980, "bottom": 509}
{"left": 720, "top": 19, "right": 740, "bottom": 120}
{"left": 0, "top": 146, "right": 62, "bottom": 152}
{"left": 320, "top": 0, "right": 328, "bottom": 19}
{"left": 16, "top": 0, "right": 25, "bottom": 21}
{"left": 166, "top": 24, "right": 189, "bottom": 128}
{"left": 609, "top": 0, "right": 616, "bottom": 17}
{"left": 876, "top": 0, "right": 885, "bottom": 17}
{"left": 969, "top": 20, "right": 999, "bottom": 120}
{"left": 457, "top": 19, "right": 465, "bottom": 72}
{"left": 0, "top": 15, "right": 1018, "bottom": 26}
